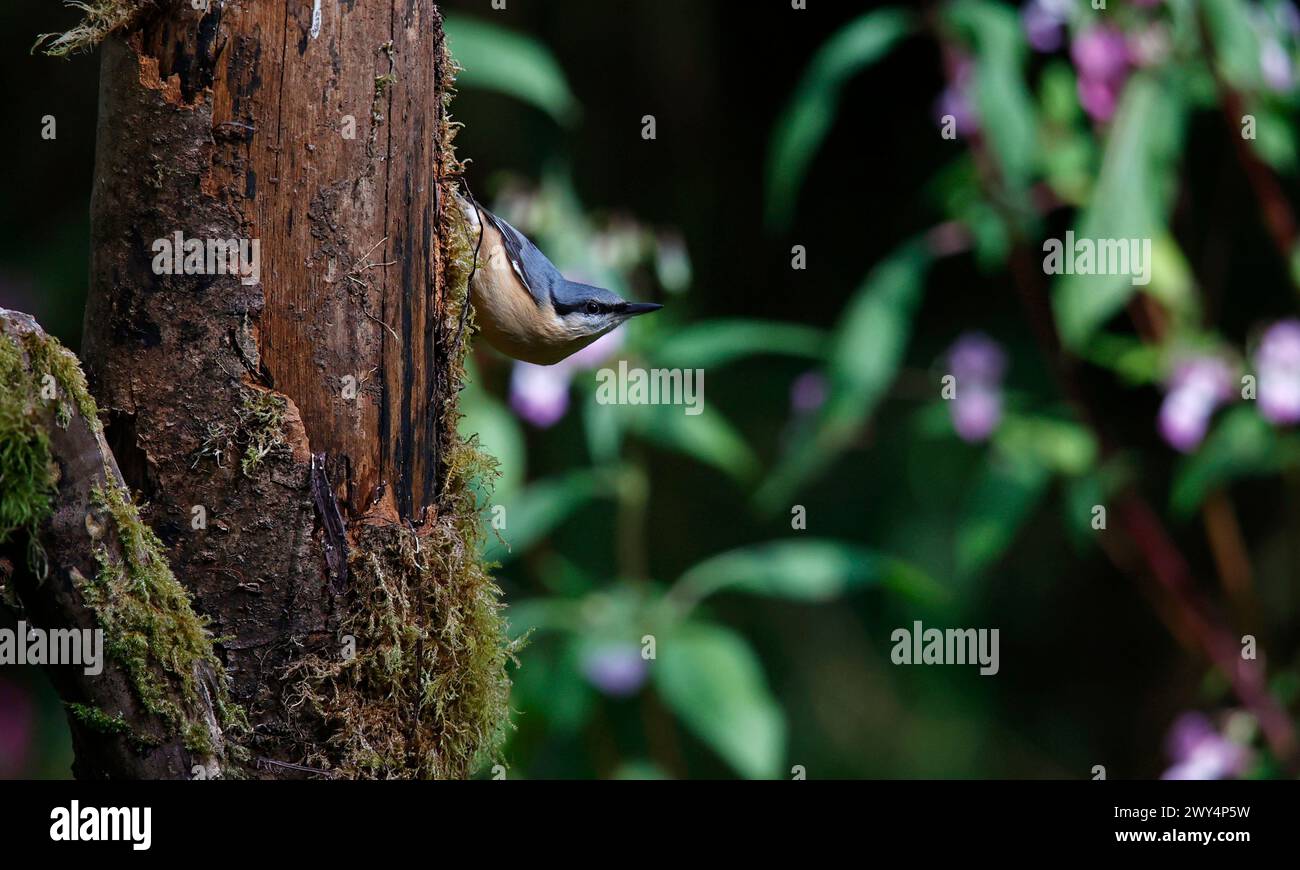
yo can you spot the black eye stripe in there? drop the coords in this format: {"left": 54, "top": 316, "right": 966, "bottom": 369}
{"left": 553, "top": 299, "right": 612, "bottom": 316}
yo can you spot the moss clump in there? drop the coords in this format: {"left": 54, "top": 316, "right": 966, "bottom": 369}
{"left": 194, "top": 387, "right": 288, "bottom": 477}
{"left": 66, "top": 701, "right": 157, "bottom": 751}
{"left": 2, "top": 323, "right": 243, "bottom": 762}
{"left": 21, "top": 331, "right": 101, "bottom": 433}
{"left": 236, "top": 389, "right": 288, "bottom": 477}
{"left": 81, "top": 480, "right": 245, "bottom": 755}
{"left": 0, "top": 336, "right": 55, "bottom": 569}
{"left": 281, "top": 39, "right": 515, "bottom": 779}
{"left": 374, "top": 72, "right": 397, "bottom": 99}
{"left": 287, "top": 476, "right": 516, "bottom": 778}
{"left": 33, "top": 0, "right": 153, "bottom": 58}
{"left": 1, "top": 326, "right": 103, "bottom": 571}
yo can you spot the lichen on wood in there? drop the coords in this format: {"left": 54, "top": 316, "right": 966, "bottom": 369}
{"left": 34, "top": 0, "right": 158, "bottom": 57}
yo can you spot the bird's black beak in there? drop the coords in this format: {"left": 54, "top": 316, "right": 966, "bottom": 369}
{"left": 622, "top": 302, "right": 663, "bottom": 317}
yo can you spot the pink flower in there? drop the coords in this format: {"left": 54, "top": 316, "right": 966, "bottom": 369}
{"left": 1158, "top": 357, "right": 1235, "bottom": 452}
{"left": 952, "top": 383, "right": 1003, "bottom": 442}
{"left": 580, "top": 643, "right": 648, "bottom": 697}
{"left": 1261, "top": 38, "right": 1294, "bottom": 93}
{"left": 1071, "top": 27, "right": 1132, "bottom": 122}
{"left": 508, "top": 330, "right": 625, "bottom": 428}
{"left": 934, "top": 58, "right": 978, "bottom": 136}
{"left": 946, "top": 332, "right": 1007, "bottom": 443}
{"left": 1255, "top": 319, "right": 1300, "bottom": 425}
{"left": 1161, "top": 712, "right": 1251, "bottom": 780}
{"left": 509, "top": 363, "right": 573, "bottom": 428}
{"left": 789, "top": 370, "right": 828, "bottom": 417}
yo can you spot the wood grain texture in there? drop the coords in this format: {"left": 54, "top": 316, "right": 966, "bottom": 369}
{"left": 80, "top": 0, "right": 456, "bottom": 774}
{"left": 143, "top": 0, "right": 448, "bottom": 522}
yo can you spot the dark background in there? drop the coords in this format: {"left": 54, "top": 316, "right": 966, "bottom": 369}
{"left": 2, "top": 0, "right": 1296, "bottom": 780}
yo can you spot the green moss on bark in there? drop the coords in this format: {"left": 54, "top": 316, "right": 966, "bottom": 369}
{"left": 0, "top": 337, "right": 54, "bottom": 569}
{"left": 193, "top": 387, "right": 288, "bottom": 478}
{"left": 1, "top": 325, "right": 243, "bottom": 765}
{"left": 0, "top": 327, "right": 99, "bottom": 575}
{"left": 282, "top": 44, "right": 517, "bottom": 778}
{"left": 289, "top": 504, "right": 515, "bottom": 778}
{"left": 83, "top": 480, "right": 246, "bottom": 755}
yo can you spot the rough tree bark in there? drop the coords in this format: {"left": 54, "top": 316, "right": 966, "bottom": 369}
{"left": 3, "top": 0, "right": 510, "bottom": 779}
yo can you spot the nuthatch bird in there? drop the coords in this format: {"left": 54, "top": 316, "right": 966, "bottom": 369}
{"left": 457, "top": 193, "right": 662, "bottom": 365}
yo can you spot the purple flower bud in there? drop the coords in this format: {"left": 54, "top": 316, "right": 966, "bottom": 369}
{"left": 580, "top": 643, "right": 648, "bottom": 697}
{"left": 1256, "top": 319, "right": 1300, "bottom": 425}
{"left": 946, "top": 332, "right": 1007, "bottom": 443}
{"left": 934, "top": 59, "right": 978, "bottom": 135}
{"left": 507, "top": 330, "right": 624, "bottom": 428}
{"left": 510, "top": 363, "right": 572, "bottom": 429}
{"left": 1158, "top": 357, "right": 1235, "bottom": 453}
{"left": 948, "top": 331, "right": 1008, "bottom": 383}
{"left": 1261, "top": 38, "right": 1294, "bottom": 93}
{"left": 1071, "top": 27, "right": 1130, "bottom": 82}
{"left": 1071, "top": 27, "right": 1131, "bottom": 121}
{"left": 952, "top": 383, "right": 1003, "bottom": 443}
{"left": 790, "top": 370, "right": 828, "bottom": 416}
{"left": 1160, "top": 712, "right": 1251, "bottom": 781}
{"left": 1021, "top": 0, "right": 1066, "bottom": 54}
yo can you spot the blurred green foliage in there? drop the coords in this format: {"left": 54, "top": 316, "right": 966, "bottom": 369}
{"left": 447, "top": 0, "right": 1300, "bottom": 780}
{"left": 5, "top": 0, "right": 1300, "bottom": 780}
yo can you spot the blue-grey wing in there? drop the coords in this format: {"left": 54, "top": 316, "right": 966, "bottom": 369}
{"left": 477, "top": 206, "right": 553, "bottom": 307}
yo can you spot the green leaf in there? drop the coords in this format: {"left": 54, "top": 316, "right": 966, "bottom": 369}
{"left": 1143, "top": 233, "right": 1199, "bottom": 322}
{"left": 458, "top": 389, "right": 525, "bottom": 500}
{"left": 671, "top": 539, "right": 940, "bottom": 610}
{"left": 1079, "top": 333, "right": 1165, "bottom": 386}
{"left": 1170, "top": 406, "right": 1293, "bottom": 516}
{"left": 619, "top": 400, "right": 759, "bottom": 484}
{"left": 946, "top": 0, "right": 1038, "bottom": 198}
{"left": 1040, "top": 60, "right": 1082, "bottom": 126}
{"left": 654, "top": 621, "right": 785, "bottom": 779}
{"left": 1250, "top": 106, "right": 1298, "bottom": 175}
{"left": 993, "top": 413, "right": 1098, "bottom": 476}
{"left": 1052, "top": 73, "right": 1187, "bottom": 349}
{"left": 652, "top": 319, "right": 828, "bottom": 368}
{"left": 581, "top": 389, "right": 623, "bottom": 465}
{"left": 764, "top": 8, "right": 914, "bottom": 230}
{"left": 757, "top": 240, "right": 931, "bottom": 510}
{"left": 1201, "top": 0, "right": 1264, "bottom": 90}
{"left": 503, "top": 597, "right": 581, "bottom": 639}
{"left": 1060, "top": 459, "right": 1128, "bottom": 547}
{"left": 444, "top": 14, "right": 581, "bottom": 126}
{"left": 955, "top": 453, "right": 1052, "bottom": 580}
{"left": 484, "top": 470, "right": 614, "bottom": 564}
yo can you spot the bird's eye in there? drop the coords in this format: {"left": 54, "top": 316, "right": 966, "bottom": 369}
{"left": 585, "top": 301, "right": 601, "bottom": 315}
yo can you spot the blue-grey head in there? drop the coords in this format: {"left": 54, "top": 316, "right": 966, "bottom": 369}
{"left": 550, "top": 279, "right": 663, "bottom": 344}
